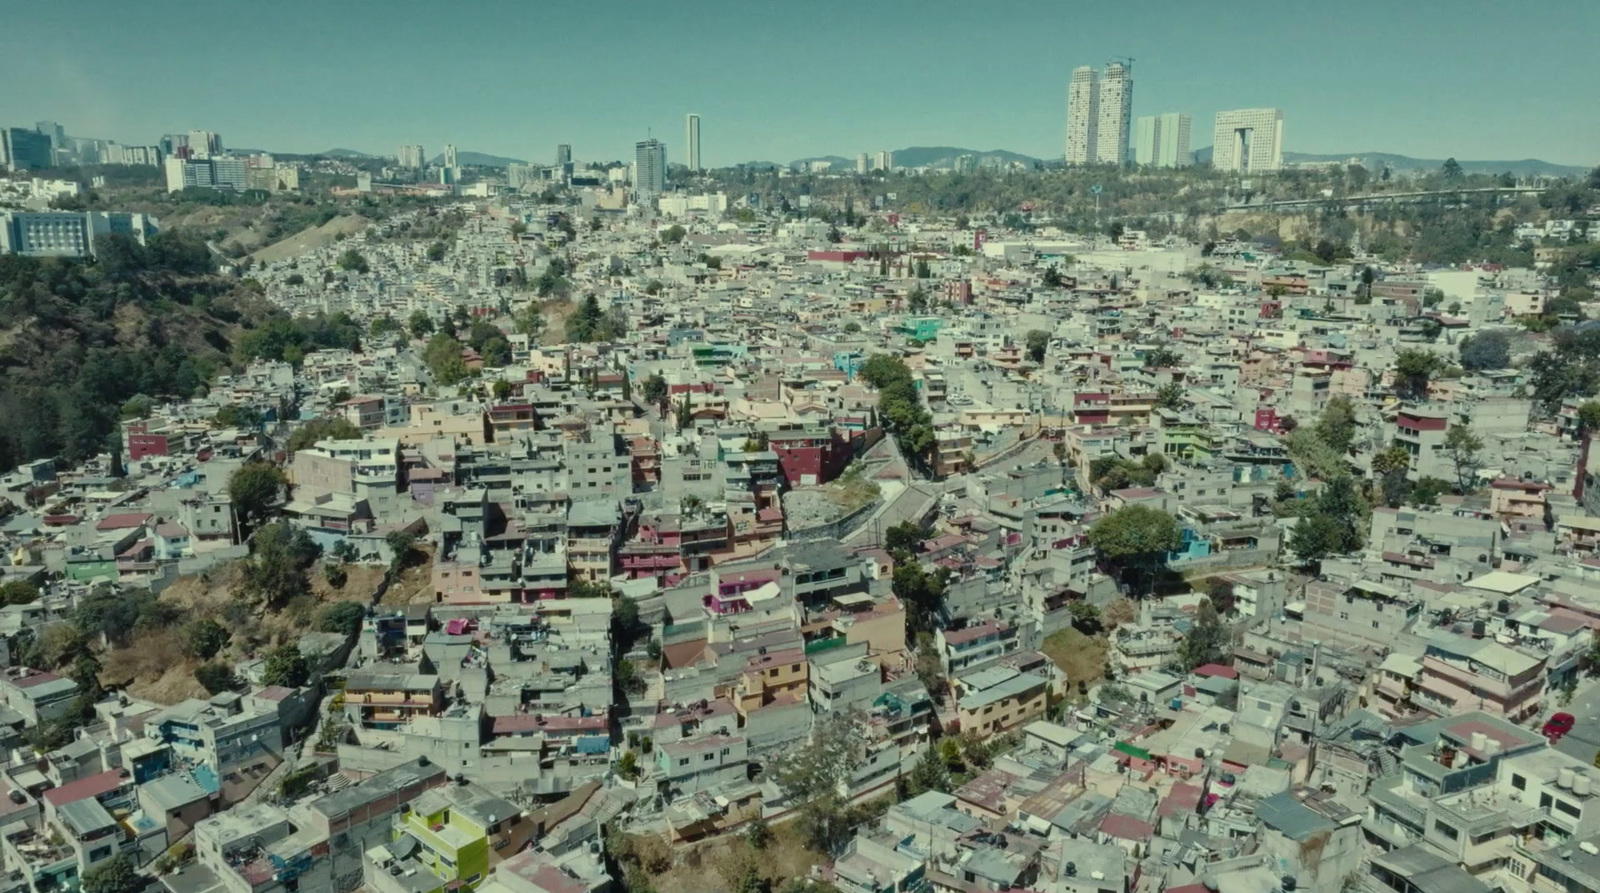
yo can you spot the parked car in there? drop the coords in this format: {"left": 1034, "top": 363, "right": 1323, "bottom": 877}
{"left": 1543, "top": 712, "right": 1576, "bottom": 741}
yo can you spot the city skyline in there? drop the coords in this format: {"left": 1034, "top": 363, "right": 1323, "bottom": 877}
{"left": 2, "top": 0, "right": 1598, "bottom": 166}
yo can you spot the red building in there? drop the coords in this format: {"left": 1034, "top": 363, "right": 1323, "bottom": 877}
{"left": 125, "top": 422, "right": 172, "bottom": 461}
{"left": 768, "top": 428, "right": 850, "bottom": 487}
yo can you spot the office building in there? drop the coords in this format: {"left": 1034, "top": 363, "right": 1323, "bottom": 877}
{"left": 2, "top": 127, "right": 54, "bottom": 170}
{"left": 0, "top": 211, "right": 159, "bottom": 259}
{"left": 686, "top": 114, "right": 701, "bottom": 172}
{"left": 35, "top": 121, "right": 65, "bottom": 155}
{"left": 856, "top": 153, "right": 869, "bottom": 175}
{"left": 634, "top": 138, "right": 667, "bottom": 197}
{"left": 210, "top": 155, "right": 249, "bottom": 189}
{"left": 1134, "top": 112, "right": 1192, "bottom": 168}
{"left": 1212, "top": 108, "right": 1284, "bottom": 173}
{"left": 159, "top": 133, "right": 189, "bottom": 158}
{"left": 874, "top": 150, "right": 892, "bottom": 171}
{"left": 955, "top": 154, "right": 977, "bottom": 173}
{"left": 1064, "top": 66, "right": 1098, "bottom": 165}
{"left": 443, "top": 144, "right": 458, "bottom": 169}
{"left": 187, "top": 130, "right": 222, "bottom": 160}
{"left": 398, "top": 144, "right": 425, "bottom": 169}
{"left": 1095, "top": 61, "right": 1132, "bottom": 165}
{"left": 557, "top": 144, "right": 572, "bottom": 166}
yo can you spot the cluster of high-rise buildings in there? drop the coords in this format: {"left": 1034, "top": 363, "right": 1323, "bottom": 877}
{"left": 1065, "top": 62, "right": 1133, "bottom": 165}
{"left": 1065, "top": 62, "right": 1284, "bottom": 172}
{"left": 1, "top": 121, "right": 163, "bottom": 170}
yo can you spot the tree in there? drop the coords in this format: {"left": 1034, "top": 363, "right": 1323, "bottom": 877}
{"left": 1287, "top": 475, "right": 1367, "bottom": 565}
{"left": 1393, "top": 349, "right": 1441, "bottom": 401}
{"left": 1410, "top": 477, "right": 1451, "bottom": 506}
{"left": 423, "top": 332, "right": 472, "bottom": 385}
{"left": 512, "top": 304, "right": 544, "bottom": 339}
{"left": 1180, "top": 599, "right": 1229, "bottom": 670}
{"left": 1444, "top": 424, "right": 1484, "bottom": 492}
{"left": 1441, "top": 157, "right": 1464, "bottom": 181}
{"left": 914, "top": 633, "right": 944, "bottom": 702}
{"left": 1024, "top": 330, "right": 1049, "bottom": 364}
{"left": 336, "top": 249, "right": 370, "bottom": 275}
{"left": 1313, "top": 396, "right": 1357, "bottom": 455}
{"left": 407, "top": 310, "right": 434, "bottom": 339}
{"left": 615, "top": 659, "right": 647, "bottom": 696}
{"left": 386, "top": 530, "right": 418, "bottom": 579}
{"left": 883, "top": 521, "right": 926, "bottom": 560}
{"left": 1155, "top": 382, "right": 1184, "bottom": 411}
{"left": 893, "top": 561, "right": 949, "bottom": 634}
{"left": 1143, "top": 347, "right": 1182, "bottom": 369}
{"left": 180, "top": 618, "right": 229, "bottom": 660}
{"left": 319, "top": 601, "right": 366, "bottom": 635}
{"left": 640, "top": 373, "right": 669, "bottom": 408}
{"left": 1087, "top": 505, "right": 1182, "bottom": 594}
{"left": 745, "top": 815, "right": 774, "bottom": 850}
{"left": 1574, "top": 400, "right": 1600, "bottom": 438}
{"left": 772, "top": 712, "right": 865, "bottom": 851}
{"left": 1371, "top": 445, "right": 1413, "bottom": 508}
{"left": 0, "top": 581, "right": 40, "bottom": 606}
{"left": 1288, "top": 512, "right": 1348, "bottom": 567}
{"left": 195, "top": 661, "right": 236, "bottom": 695}
{"left": 1458, "top": 330, "right": 1510, "bottom": 370}
{"left": 907, "top": 286, "right": 929, "bottom": 314}
{"left": 262, "top": 643, "right": 310, "bottom": 688}
{"left": 82, "top": 854, "right": 142, "bottom": 893}
{"left": 240, "top": 522, "right": 319, "bottom": 609}
{"left": 1042, "top": 266, "right": 1063, "bottom": 288}
{"left": 288, "top": 417, "right": 361, "bottom": 452}
{"left": 227, "top": 461, "right": 287, "bottom": 533}
{"left": 492, "top": 379, "right": 513, "bottom": 401}
{"left": 662, "top": 225, "right": 686, "bottom": 244}
{"left": 907, "top": 746, "right": 951, "bottom": 795}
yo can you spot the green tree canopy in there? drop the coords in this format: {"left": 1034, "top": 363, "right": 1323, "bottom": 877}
{"left": 227, "top": 461, "right": 286, "bottom": 532}
{"left": 241, "top": 522, "right": 319, "bottom": 609}
{"left": 263, "top": 643, "right": 310, "bottom": 688}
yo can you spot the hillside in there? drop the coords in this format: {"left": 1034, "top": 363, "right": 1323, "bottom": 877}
{"left": 792, "top": 146, "right": 1040, "bottom": 171}
{"left": 1188, "top": 145, "right": 1588, "bottom": 177}
{"left": 0, "top": 234, "right": 276, "bottom": 469}
{"left": 251, "top": 213, "right": 371, "bottom": 264}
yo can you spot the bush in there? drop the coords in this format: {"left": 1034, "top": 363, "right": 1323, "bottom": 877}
{"left": 318, "top": 601, "right": 365, "bottom": 635}
{"left": 323, "top": 564, "right": 348, "bottom": 589}
{"left": 195, "top": 662, "right": 236, "bottom": 694}
{"left": 180, "top": 618, "right": 229, "bottom": 660}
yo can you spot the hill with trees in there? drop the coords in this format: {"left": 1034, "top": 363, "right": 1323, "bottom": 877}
{"left": 0, "top": 232, "right": 282, "bottom": 469}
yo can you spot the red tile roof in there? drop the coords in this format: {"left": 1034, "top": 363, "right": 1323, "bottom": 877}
{"left": 42, "top": 770, "right": 125, "bottom": 806}
{"left": 95, "top": 513, "right": 152, "bottom": 532}
{"left": 1099, "top": 813, "right": 1154, "bottom": 841}
{"left": 1192, "top": 663, "right": 1239, "bottom": 680}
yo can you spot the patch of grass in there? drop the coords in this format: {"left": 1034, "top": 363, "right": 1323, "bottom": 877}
{"left": 826, "top": 463, "right": 881, "bottom": 511}
{"left": 1042, "top": 628, "right": 1109, "bottom": 692}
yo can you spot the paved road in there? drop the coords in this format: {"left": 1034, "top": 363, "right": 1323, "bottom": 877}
{"left": 1554, "top": 682, "right": 1600, "bottom": 763}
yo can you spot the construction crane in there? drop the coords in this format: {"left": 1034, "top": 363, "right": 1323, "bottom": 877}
{"left": 1109, "top": 55, "right": 1135, "bottom": 71}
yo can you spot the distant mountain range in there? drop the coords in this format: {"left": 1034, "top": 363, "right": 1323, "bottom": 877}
{"left": 311, "top": 144, "right": 1586, "bottom": 178}
{"left": 315, "top": 148, "right": 530, "bottom": 167}
{"left": 791, "top": 146, "right": 1040, "bottom": 171}
{"left": 1189, "top": 146, "right": 1586, "bottom": 178}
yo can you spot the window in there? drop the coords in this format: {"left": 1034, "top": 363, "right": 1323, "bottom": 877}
{"left": 702, "top": 753, "right": 715, "bottom": 762}
{"left": 1512, "top": 774, "right": 1527, "bottom": 791}
{"left": 1434, "top": 820, "right": 1459, "bottom": 840}
{"left": 1555, "top": 799, "right": 1581, "bottom": 819}
{"left": 678, "top": 758, "right": 689, "bottom": 767}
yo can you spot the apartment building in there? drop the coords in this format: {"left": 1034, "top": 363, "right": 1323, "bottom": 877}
{"left": 953, "top": 666, "right": 1047, "bottom": 738}
{"left": 1415, "top": 632, "right": 1546, "bottom": 722}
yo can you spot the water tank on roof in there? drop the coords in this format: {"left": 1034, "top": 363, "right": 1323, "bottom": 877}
{"left": 1559, "top": 768, "right": 1577, "bottom": 790}
{"left": 1576, "top": 774, "right": 1593, "bottom": 796}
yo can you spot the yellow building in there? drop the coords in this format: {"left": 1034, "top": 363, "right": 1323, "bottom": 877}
{"left": 954, "top": 667, "right": 1048, "bottom": 738}
{"left": 394, "top": 784, "right": 523, "bottom": 890}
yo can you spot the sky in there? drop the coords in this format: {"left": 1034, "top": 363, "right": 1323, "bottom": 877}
{"left": 4, "top": 0, "right": 1597, "bottom": 168}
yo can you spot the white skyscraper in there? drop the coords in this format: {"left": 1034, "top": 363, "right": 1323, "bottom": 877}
{"left": 856, "top": 153, "right": 869, "bottom": 174}
{"left": 443, "top": 144, "right": 458, "bottom": 169}
{"left": 1094, "top": 62, "right": 1132, "bottom": 165}
{"left": 1159, "top": 112, "right": 1192, "bottom": 168}
{"left": 398, "top": 144, "right": 425, "bottom": 169}
{"left": 1065, "top": 65, "right": 1098, "bottom": 165}
{"left": 1135, "top": 113, "right": 1192, "bottom": 168}
{"left": 1212, "top": 108, "right": 1284, "bottom": 173}
{"left": 874, "top": 150, "right": 892, "bottom": 171}
{"left": 686, "top": 114, "right": 701, "bottom": 172}
{"left": 634, "top": 138, "right": 667, "bottom": 196}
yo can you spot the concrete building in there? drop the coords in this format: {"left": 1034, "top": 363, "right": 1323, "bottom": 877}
{"left": 443, "top": 145, "right": 458, "bottom": 169}
{"left": 0, "top": 211, "right": 159, "bottom": 259}
{"left": 399, "top": 145, "right": 425, "bottom": 169}
{"left": 1065, "top": 66, "right": 1098, "bottom": 165}
{"left": 1135, "top": 112, "right": 1191, "bottom": 168}
{"left": 874, "top": 150, "right": 892, "bottom": 171}
{"left": 2, "top": 127, "right": 54, "bottom": 170}
{"left": 634, "top": 139, "right": 667, "bottom": 197}
{"left": 686, "top": 113, "right": 701, "bottom": 172}
{"left": 1212, "top": 108, "right": 1284, "bottom": 173}
{"left": 1095, "top": 61, "right": 1132, "bottom": 165}
{"left": 856, "top": 153, "right": 869, "bottom": 174}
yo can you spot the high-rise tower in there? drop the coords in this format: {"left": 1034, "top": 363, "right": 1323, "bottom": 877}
{"left": 686, "top": 114, "right": 701, "bottom": 172}
{"left": 1065, "top": 66, "right": 1098, "bottom": 165}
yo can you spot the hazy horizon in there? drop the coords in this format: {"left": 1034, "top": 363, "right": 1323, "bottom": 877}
{"left": 4, "top": 0, "right": 1597, "bottom": 168}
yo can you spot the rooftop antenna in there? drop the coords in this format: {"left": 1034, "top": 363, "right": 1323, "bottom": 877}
{"left": 1110, "top": 56, "right": 1135, "bottom": 70}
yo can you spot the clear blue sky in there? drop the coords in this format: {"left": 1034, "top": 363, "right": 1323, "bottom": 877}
{"left": 4, "top": 0, "right": 1596, "bottom": 168}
